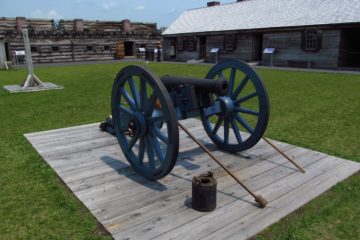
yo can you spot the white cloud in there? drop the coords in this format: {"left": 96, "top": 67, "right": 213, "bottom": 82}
{"left": 47, "top": 10, "right": 62, "bottom": 19}
{"left": 30, "top": 9, "right": 62, "bottom": 19}
{"left": 135, "top": 5, "right": 145, "bottom": 11}
{"left": 101, "top": 2, "right": 117, "bottom": 11}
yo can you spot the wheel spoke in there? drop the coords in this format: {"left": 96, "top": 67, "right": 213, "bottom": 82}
{"left": 224, "top": 118, "right": 229, "bottom": 144}
{"left": 218, "top": 70, "right": 225, "bottom": 79}
{"left": 120, "top": 88, "right": 137, "bottom": 111}
{"left": 235, "top": 107, "right": 259, "bottom": 116}
{"left": 146, "top": 136, "right": 156, "bottom": 169}
{"left": 140, "top": 79, "right": 147, "bottom": 111}
{"left": 138, "top": 137, "right": 145, "bottom": 165}
{"left": 230, "top": 117, "right": 242, "bottom": 143}
{"left": 235, "top": 92, "right": 257, "bottom": 104}
{"left": 203, "top": 111, "right": 217, "bottom": 119}
{"left": 150, "top": 126, "right": 169, "bottom": 144}
{"left": 148, "top": 114, "right": 165, "bottom": 124}
{"left": 129, "top": 78, "right": 140, "bottom": 110}
{"left": 232, "top": 76, "right": 249, "bottom": 99}
{"left": 211, "top": 117, "right": 223, "bottom": 136}
{"left": 227, "top": 67, "right": 236, "bottom": 96}
{"left": 144, "top": 92, "right": 158, "bottom": 116}
{"left": 150, "top": 133, "right": 164, "bottom": 163}
{"left": 233, "top": 113, "right": 254, "bottom": 133}
{"left": 117, "top": 105, "right": 134, "bottom": 116}
{"left": 127, "top": 134, "right": 139, "bottom": 151}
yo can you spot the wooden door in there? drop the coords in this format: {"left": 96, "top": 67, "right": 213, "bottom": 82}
{"left": 115, "top": 41, "right": 125, "bottom": 59}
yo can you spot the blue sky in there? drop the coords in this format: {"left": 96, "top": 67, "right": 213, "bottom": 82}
{"left": 0, "top": 0, "right": 235, "bottom": 28}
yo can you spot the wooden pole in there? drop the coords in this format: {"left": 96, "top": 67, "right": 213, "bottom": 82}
{"left": 262, "top": 137, "right": 306, "bottom": 173}
{"left": 178, "top": 122, "right": 267, "bottom": 208}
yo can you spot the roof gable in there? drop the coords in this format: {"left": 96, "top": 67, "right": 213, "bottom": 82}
{"left": 163, "top": 0, "right": 360, "bottom": 35}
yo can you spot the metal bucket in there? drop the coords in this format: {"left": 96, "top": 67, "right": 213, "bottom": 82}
{"left": 192, "top": 172, "right": 217, "bottom": 212}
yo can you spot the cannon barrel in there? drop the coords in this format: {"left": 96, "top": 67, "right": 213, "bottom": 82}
{"left": 160, "top": 75, "right": 228, "bottom": 96}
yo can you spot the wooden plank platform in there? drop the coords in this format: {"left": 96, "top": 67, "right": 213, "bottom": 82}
{"left": 24, "top": 119, "right": 360, "bottom": 240}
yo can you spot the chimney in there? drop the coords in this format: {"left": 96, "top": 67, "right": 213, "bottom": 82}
{"left": 207, "top": 1, "right": 220, "bottom": 7}
{"left": 16, "top": 17, "right": 26, "bottom": 33}
{"left": 74, "top": 19, "right": 84, "bottom": 32}
{"left": 121, "top": 19, "right": 131, "bottom": 33}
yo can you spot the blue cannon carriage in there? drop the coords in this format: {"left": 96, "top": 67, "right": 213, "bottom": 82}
{"left": 110, "top": 60, "right": 270, "bottom": 180}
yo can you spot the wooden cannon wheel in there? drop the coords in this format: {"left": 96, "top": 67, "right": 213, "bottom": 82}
{"left": 111, "top": 65, "right": 179, "bottom": 180}
{"left": 201, "top": 60, "right": 270, "bottom": 153}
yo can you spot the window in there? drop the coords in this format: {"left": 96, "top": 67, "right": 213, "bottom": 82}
{"left": 186, "top": 36, "right": 197, "bottom": 52}
{"left": 31, "top": 46, "right": 37, "bottom": 52}
{"left": 87, "top": 46, "right": 93, "bottom": 51}
{"left": 224, "top": 34, "right": 237, "bottom": 51}
{"left": 52, "top": 46, "right": 59, "bottom": 52}
{"left": 104, "top": 45, "right": 110, "bottom": 51}
{"left": 177, "top": 37, "right": 185, "bottom": 51}
{"left": 302, "top": 30, "right": 322, "bottom": 52}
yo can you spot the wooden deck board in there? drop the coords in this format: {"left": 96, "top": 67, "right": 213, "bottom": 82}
{"left": 153, "top": 155, "right": 344, "bottom": 240}
{"left": 204, "top": 159, "right": 359, "bottom": 240}
{"left": 25, "top": 119, "right": 360, "bottom": 240}
{"left": 114, "top": 149, "right": 330, "bottom": 240}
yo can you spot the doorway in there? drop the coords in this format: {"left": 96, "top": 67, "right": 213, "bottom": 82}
{"left": 253, "top": 34, "right": 263, "bottom": 61}
{"left": 4, "top": 42, "right": 10, "bottom": 61}
{"left": 199, "top": 37, "right": 206, "bottom": 60}
{"left": 338, "top": 28, "right": 360, "bottom": 67}
{"left": 170, "top": 38, "right": 176, "bottom": 59}
{"left": 124, "top": 41, "right": 134, "bottom": 56}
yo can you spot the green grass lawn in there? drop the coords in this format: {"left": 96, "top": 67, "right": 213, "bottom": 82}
{"left": 0, "top": 62, "right": 359, "bottom": 239}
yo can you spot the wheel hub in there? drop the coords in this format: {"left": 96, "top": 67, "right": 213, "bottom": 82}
{"left": 129, "top": 112, "right": 147, "bottom": 137}
{"left": 218, "top": 96, "right": 234, "bottom": 117}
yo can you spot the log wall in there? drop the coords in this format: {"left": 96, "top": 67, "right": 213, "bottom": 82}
{"left": 58, "top": 19, "right": 157, "bottom": 34}
{"left": 130, "top": 22, "right": 157, "bottom": 35}
{"left": 0, "top": 17, "right": 157, "bottom": 33}
{"left": 60, "top": 20, "right": 123, "bottom": 32}
{"left": 262, "top": 30, "right": 341, "bottom": 69}
{"left": 0, "top": 17, "right": 54, "bottom": 32}
{"left": 0, "top": 17, "right": 17, "bottom": 31}
{"left": 206, "top": 34, "right": 255, "bottom": 62}
{"left": 0, "top": 17, "right": 160, "bottom": 64}
{"left": 6, "top": 37, "right": 160, "bottom": 63}
{"left": 163, "top": 28, "right": 342, "bottom": 69}
{"left": 163, "top": 33, "right": 257, "bottom": 62}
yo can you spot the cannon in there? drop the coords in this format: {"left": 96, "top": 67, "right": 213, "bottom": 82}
{"left": 110, "top": 59, "right": 270, "bottom": 180}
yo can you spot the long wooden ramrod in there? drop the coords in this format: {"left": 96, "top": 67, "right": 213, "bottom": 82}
{"left": 178, "top": 122, "right": 268, "bottom": 208}
{"left": 262, "top": 137, "right": 305, "bottom": 173}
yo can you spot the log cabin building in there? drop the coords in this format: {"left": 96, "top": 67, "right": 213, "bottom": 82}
{"left": 162, "top": 0, "right": 360, "bottom": 69}
{"left": 0, "top": 17, "right": 160, "bottom": 67}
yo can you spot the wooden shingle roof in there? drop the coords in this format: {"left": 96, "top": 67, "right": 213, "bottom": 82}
{"left": 163, "top": 0, "right": 360, "bottom": 35}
